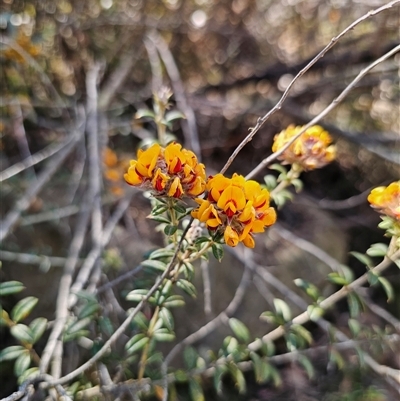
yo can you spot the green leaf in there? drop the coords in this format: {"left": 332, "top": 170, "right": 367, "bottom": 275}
{"left": 228, "top": 363, "right": 246, "bottom": 394}
{"left": 378, "top": 276, "right": 394, "bottom": 302}
{"left": 14, "top": 351, "right": 31, "bottom": 377}
{"left": 350, "top": 252, "right": 373, "bottom": 268}
{"left": 173, "top": 203, "right": 187, "bottom": 214}
{"left": 307, "top": 305, "right": 324, "bottom": 321}
{"left": 177, "top": 279, "right": 197, "bottom": 298}
{"left": 10, "top": 324, "right": 34, "bottom": 344}
{"left": 213, "top": 365, "right": 227, "bottom": 395}
{"left": 125, "top": 333, "right": 147, "bottom": 354}
{"left": 0, "top": 309, "right": 9, "bottom": 326}
{"left": 153, "top": 329, "right": 175, "bottom": 342}
{"left": 151, "top": 206, "right": 169, "bottom": 216}
{"left": 0, "top": 345, "right": 26, "bottom": 362}
{"left": 160, "top": 307, "right": 174, "bottom": 331}
{"left": 273, "top": 298, "right": 292, "bottom": 322}
{"left": 141, "top": 259, "right": 168, "bottom": 272}
{"left": 164, "top": 225, "right": 178, "bottom": 236}
{"left": 291, "top": 324, "right": 313, "bottom": 345}
{"left": 291, "top": 178, "right": 303, "bottom": 193}
{"left": 327, "top": 273, "right": 349, "bottom": 286}
{"left": 132, "top": 312, "right": 149, "bottom": 330}
{"left": 98, "top": 316, "right": 114, "bottom": 337}
{"left": 78, "top": 302, "right": 100, "bottom": 319}
{"left": 17, "top": 367, "right": 39, "bottom": 385}
{"left": 126, "top": 336, "right": 149, "bottom": 355}
{"left": 348, "top": 318, "right": 361, "bottom": 337}
{"left": 163, "top": 295, "right": 185, "bottom": 308}
{"left": 269, "top": 164, "right": 287, "bottom": 175}
{"left": 0, "top": 281, "right": 25, "bottom": 296}
{"left": 229, "top": 318, "right": 250, "bottom": 343}
{"left": 263, "top": 174, "right": 277, "bottom": 190}
{"left": 250, "top": 352, "right": 269, "bottom": 383}
{"left": 294, "top": 279, "right": 320, "bottom": 302}
{"left": 165, "top": 110, "right": 186, "bottom": 123}
{"left": 347, "top": 292, "right": 363, "bottom": 318}
{"left": 65, "top": 318, "right": 91, "bottom": 336}
{"left": 126, "top": 289, "right": 151, "bottom": 303}
{"left": 135, "top": 109, "right": 156, "bottom": 119}
{"left": 329, "top": 349, "right": 344, "bottom": 370}
{"left": 149, "top": 249, "right": 176, "bottom": 260}
{"left": 11, "top": 297, "right": 38, "bottom": 323}
{"left": 366, "top": 243, "right": 388, "bottom": 257}
{"left": 212, "top": 244, "right": 224, "bottom": 262}
{"left": 297, "top": 354, "right": 314, "bottom": 379}
{"left": 29, "top": 318, "right": 47, "bottom": 344}
{"left": 189, "top": 378, "right": 204, "bottom": 401}
{"left": 184, "top": 347, "right": 198, "bottom": 370}
{"left": 367, "top": 271, "right": 379, "bottom": 286}
{"left": 149, "top": 215, "right": 171, "bottom": 224}
{"left": 195, "top": 236, "right": 211, "bottom": 245}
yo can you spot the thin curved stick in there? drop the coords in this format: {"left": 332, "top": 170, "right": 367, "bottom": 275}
{"left": 246, "top": 43, "right": 400, "bottom": 179}
{"left": 219, "top": 0, "right": 400, "bottom": 175}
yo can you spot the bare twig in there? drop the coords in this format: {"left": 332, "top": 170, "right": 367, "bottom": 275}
{"left": 67, "top": 193, "right": 134, "bottom": 308}
{"left": 148, "top": 31, "right": 202, "bottom": 158}
{"left": 98, "top": 51, "right": 141, "bottom": 110}
{"left": 246, "top": 43, "right": 400, "bottom": 179}
{"left": 200, "top": 259, "right": 213, "bottom": 317}
{"left": 45, "top": 218, "right": 195, "bottom": 387}
{"left": 0, "top": 250, "right": 82, "bottom": 268}
{"left": 0, "top": 125, "right": 84, "bottom": 242}
{"left": 39, "top": 203, "right": 91, "bottom": 374}
{"left": 219, "top": 0, "right": 400, "bottom": 175}
{"left": 0, "top": 135, "right": 77, "bottom": 183}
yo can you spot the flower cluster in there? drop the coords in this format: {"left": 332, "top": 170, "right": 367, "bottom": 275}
{"left": 272, "top": 125, "right": 336, "bottom": 170}
{"left": 124, "top": 142, "right": 206, "bottom": 198}
{"left": 191, "top": 173, "right": 276, "bottom": 248}
{"left": 367, "top": 181, "right": 400, "bottom": 221}
{"left": 103, "top": 147, "right": 129, "bottom": 197}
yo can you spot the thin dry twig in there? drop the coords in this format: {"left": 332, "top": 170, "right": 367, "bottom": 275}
{"left": 219, "top": 0, "right": 400, "bottom": 176}
{"left": 39, "top": 203, "right": 91, "bottom": 375}
{"left": 148, "top": 31, "right": 202, "bottom": 158}
{"left": 44, "top": 218, "right": 195, "bottom": 387}
{"left": 246, "top": 43, "right": 400, "bottom": 179}
{"left": 0, "top": 250, "right": 82, "bottom": 268}
{"left": 200, "top": 259, "right": 213, "bottom": 317}
{"left": 0, "top": 125, "right": 84, "bottom": 243}
{"left": 0, "top": 135, "right": 77, "bottom": 183}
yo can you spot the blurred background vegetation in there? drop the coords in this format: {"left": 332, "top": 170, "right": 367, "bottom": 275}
{"left": 0, "top": 0, "right": 399, "bottom": 400}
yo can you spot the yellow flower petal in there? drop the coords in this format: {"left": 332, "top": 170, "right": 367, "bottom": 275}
{"left": 224, "top": 226, "right": 239, "bottom": 247}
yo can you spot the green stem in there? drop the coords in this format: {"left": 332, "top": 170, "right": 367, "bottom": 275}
{"left": 270, "top": 165, "right": 302, "bottom": 197}
{"left": 185, "top": 241, "right": 214, "bottom": 263}
{"left": 138, "top": 305, "right": 160, "bottom": 380}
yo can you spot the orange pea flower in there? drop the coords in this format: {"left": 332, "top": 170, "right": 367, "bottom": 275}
{"left": 368, "top": 181, "right": 400, "bottom": 221}
{"left": 192, "top": 173, "right": 276, "bottom": 248}
{"left": 124, "top": 142, "right": 206, "bottom": 199}
{"left": 272, "top": 125, "right": 336, "bottom": 170}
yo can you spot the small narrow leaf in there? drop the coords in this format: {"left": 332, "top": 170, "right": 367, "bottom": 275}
{"left": 189, "top": 378, "right": 205, "bottom": 401}
{"left": 78, "top": 302, "right": 100, "bottom": 319}
{"left": 378, "top": 277, "right": 394, "bottom": 302}
{"left": 141, "top": 259, "right": 167, "bottom": 272}
{"left": 273, "top": 298, "right": 292, "bottom": 322}
{"left": 14, "top": 351, "right": 31, "bottom": 377}
{"left": 184, "top": 347, "right": 198, "bottom": 370}
{"left": 366, "top": 243, "right": 388, "bottom": 257}
{"left": 0, "top": 281, "right": 25, "bottom": 296}
{"left": 177, "top": 279, "right": 197, "bottom": 298}
{"left": 11, "top": 297, "right": 38, "bottom": 323}
{"left": 10, "top": 324, "right": 34, "bottom": 344}
{"left": 350, "top": 252, "right": 373, "bottom": 267}
{"left": 29, "top": 318, "right": 47, "bottom": 344}
{"left": 0, "top": 345, "right": 26, "bottom": 362}
{"left": 297, "top": 354, "right": 315, "bottom": 379}
{"left": 126, "top": 336, "right": 149, "bottom": 355}
{"left": 160, "top": 307, "right": 174, "bottom": 331}
{"left": 228, "top": 318, "right": 250, "bottom": 343}
{"left": 212, "top": 244, "right": 224, "bottom": 262}
{"left": 135, "top": 109, "right": 156, "bottom": 119}
{"left": 17, "top": 367, "right": 39, "bottom": 385}
{"left": 164, "top": 225, "right": 178, "bottom": 236}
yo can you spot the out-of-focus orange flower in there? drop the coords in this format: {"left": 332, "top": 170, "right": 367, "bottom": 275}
{"left": 3, "top": 33, "right": 41, "bottom": 63}
{"left": 368, "top": 181, "right": 400, "bottom": 221}
{"left": 272, "top": 125, "right": 336, "bottom": 170}
{"left": 102, "top": 147, "right": 128, "bottom": 197}
{"left": 124, "top": 142, "right": 206, "bottom": 199}
{"left": 192, "top": 173, "right": 276, "bottom": 248}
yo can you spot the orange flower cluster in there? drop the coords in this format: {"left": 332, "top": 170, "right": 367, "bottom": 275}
{"left": 124, "top": 143, "right": 206, "bottom": 198}
{"left": 191, "top": 174, "right": 276, "bottom": 248}
{"left": 367, "top": 181, "right": 400, "bottom": 221}
{"left": 272, "top": 125, "right": 336, "bottom": 170}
